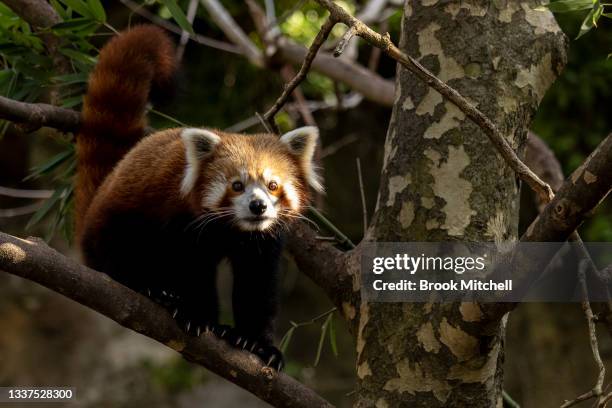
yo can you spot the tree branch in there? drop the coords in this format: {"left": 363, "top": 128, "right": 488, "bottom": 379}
{"left": 0, "top": 231, "right": 333, "bottom": 408}
{"left": 199, "top": 0, "right": 264, "bottom": 67}
{"left": 286, "top": 223, "right": 357, "bottom": 317}
{"left": 484, "top": 133, "right": 612, "bottom": 320}
{"left": 523, "top": 133, "right": 611, "bottom": 243}
{"left": 2, "top": 0, "right": 60, "bottom": 28}
{"left": 120, "top": 0, "right": 241, "bottom": 55}
{"left": 0, "top": 95, "right": 81, "bottom": 133}
{"left": 524, "top": 132, "right": 565, "bottom": 198}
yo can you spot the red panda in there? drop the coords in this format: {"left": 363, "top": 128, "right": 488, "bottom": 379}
{"left": 75, "top": 25, "right": 322, "bottom": 371}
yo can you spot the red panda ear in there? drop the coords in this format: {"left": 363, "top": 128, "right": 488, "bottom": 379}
{"left": 280, "top": 126, "right": 324, "bottom": 193}
{"left": 180, "top": 128, "right": 220, "bottom": 195}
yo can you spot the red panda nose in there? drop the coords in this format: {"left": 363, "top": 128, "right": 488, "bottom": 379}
{"left": 249, "top": 199, "right": 267, "bottom": 215}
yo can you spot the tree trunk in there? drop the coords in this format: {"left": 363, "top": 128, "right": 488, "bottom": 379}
{"left": 356, "top": 1, "right": 567, "bottom": 406}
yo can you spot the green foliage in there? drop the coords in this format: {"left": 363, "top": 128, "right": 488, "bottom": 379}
{"left": 159, "top": 0, "right": 194, "bottom": 34}
{"left": 278, "top": 1, "right": 357, "bottom": 102}
{"left": 279, "top": 308, "right": 339, "bottom": 366}
{"left": 0, "top": 1, "right": 193, "bottom": 240}
{"left": 0, "top": 1, "right": 103, "bottom": 240}
{"left": 542, "top": 0, "right": 611, "bottom": 38}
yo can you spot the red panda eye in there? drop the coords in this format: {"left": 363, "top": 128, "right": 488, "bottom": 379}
{"left": 232, "top": 181, "right": 244, "bottom": 192}
{"left": 268, "top": 181, "right": 278, "bottom": 191}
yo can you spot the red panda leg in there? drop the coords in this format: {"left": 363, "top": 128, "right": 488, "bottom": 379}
{"left": 228, "top": 237, "right": 284, "bottom": 371}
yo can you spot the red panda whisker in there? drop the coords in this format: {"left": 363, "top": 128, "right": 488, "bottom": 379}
{"left": 278, "top": 210, "right": 319, "bottom": 231}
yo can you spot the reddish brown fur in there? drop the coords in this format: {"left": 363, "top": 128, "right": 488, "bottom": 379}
{"left": 81, "top": 127, "right": 312, "bottom": 253}
{"left": 83, "top": 129, "right": 188, "bottom": 235}
{"left": 75, "top": 25, "right": 175, "bottom": 238}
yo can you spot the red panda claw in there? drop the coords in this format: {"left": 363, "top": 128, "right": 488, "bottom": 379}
{"left": 172, "top": 308, "right": 178, "bottom": 318}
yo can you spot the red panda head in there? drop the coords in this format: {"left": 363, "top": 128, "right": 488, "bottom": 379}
{"left": 179, "top": 127, "right": 323, "bottom": 232}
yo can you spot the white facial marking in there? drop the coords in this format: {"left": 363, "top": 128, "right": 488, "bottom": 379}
{"left": 263, "top": 168, "right": 274, "bottom": 181}
{"left": 283, "top": 182, "right": 300, "bottom": 211}
{"left": 202, "top": 177, "right": 227, "bottom": 209}
{"left": 180, "top": 128, "right": 220, "bottom": 196}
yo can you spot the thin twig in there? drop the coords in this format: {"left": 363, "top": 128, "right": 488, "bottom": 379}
{"left": 0, "top": 186, "right": 53, "bottom": 199}
{"left": 561, "top": 259, "right": 606, "bottom": 408}
{"left": 0, "top": 202, "right": 43, "bottom": 218}
{"left": 356, "top": 158, "right": 367, "bottom": 237}
{"left": 279, "top": 65, "right": 316, "bottom": 126}
{"left": 321, "top": 134, "right": 359, "bottom": 158}
{"left": 175, "top": 0, "right": 199, "bottom": 62}
{"left": 334, "top": 25, "right": 357, "bottom": 57}
{"left": 119, "top": 0, "right": 241, "bottom": 55}
{"left": 263, "top": 0, "right": 281, "bottom": 38}
{"left": 224, "top": 114, "right": 261, "bottom": 133}
{"left": 367, "top": 19, "right": 387, "bottom": 72}
{"left": 599, "top": 391, "right": 612, "bottom": 407}
{"left": 263, "top": 17, "right": 337, "bottom": 133}
{"left": 561, "top": 390, "right": 598, "bottom": 408}
{"left": 313, "top": 0, "right": 554, "bottom": 204}
{"left": 502, "top": 390, "right": 521, "bottom": 408}
{"left": 255, "top": 111, "right": 273, "bottom": 133}
{"left": 199, "top": 0, "right": 264, "bottom": 66}
{"left": 308, "top": 207, "right": 355, "bottom": 250}
{"left": 315, "top": 236, "right": 337, "bottom": 241}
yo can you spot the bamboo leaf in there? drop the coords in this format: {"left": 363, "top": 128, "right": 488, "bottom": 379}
{"left": 59, "top": 47, "right": 97, "bottom": 65}
{"left": 279, "top": 326, "right": 296, "bottom": 354}
{"left": 26, "top": 187, "right": 64, "bottom": 230}
{"left": 86, "top": 0, "right": 106, "bottom": 22}
{"left": 314, "top": 313, "right": 333, "bottom": 367}
{"left": 59, "top": 0, "right": 94, "bottom": 18}
{"left": 576, "top": 6, "right": 598, "bottom": 38}
{"left": 24, "top": 149, "right": 74, "bottom": 181}
{"left": 52, "top": 17, "right": 95, "bottom": 31}
{"left": 159, "top": 0, "right": 194, "bottom": 35}
{"left": 539, "top": 0, "right": 595, "bottom": 12}
{"left": 328, "top": 313, "right": 338, "bottom": 357}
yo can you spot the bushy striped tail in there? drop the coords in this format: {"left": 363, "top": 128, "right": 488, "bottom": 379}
{"left": 75, "top": 25, "right": 176, "bottom": 237}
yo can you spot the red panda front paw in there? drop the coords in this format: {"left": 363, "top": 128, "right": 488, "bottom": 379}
{"left": 144, "top": 287, "right": 180, "bottom": 308}
{"left": 173, "top": 311, "right": 214, "bottom": 337}
{"left": 210, "top": 328, "right": 284, "bottom": 371}
{"left": 231, "top": 336, "right": 284, "bottom": 371}
{"left": 252, "top": 344, "right": 284, "bottom": 371}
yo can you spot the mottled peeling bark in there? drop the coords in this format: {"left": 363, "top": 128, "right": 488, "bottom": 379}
{"left": 358, "top": 1, "right": 567, "bottom": 406}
